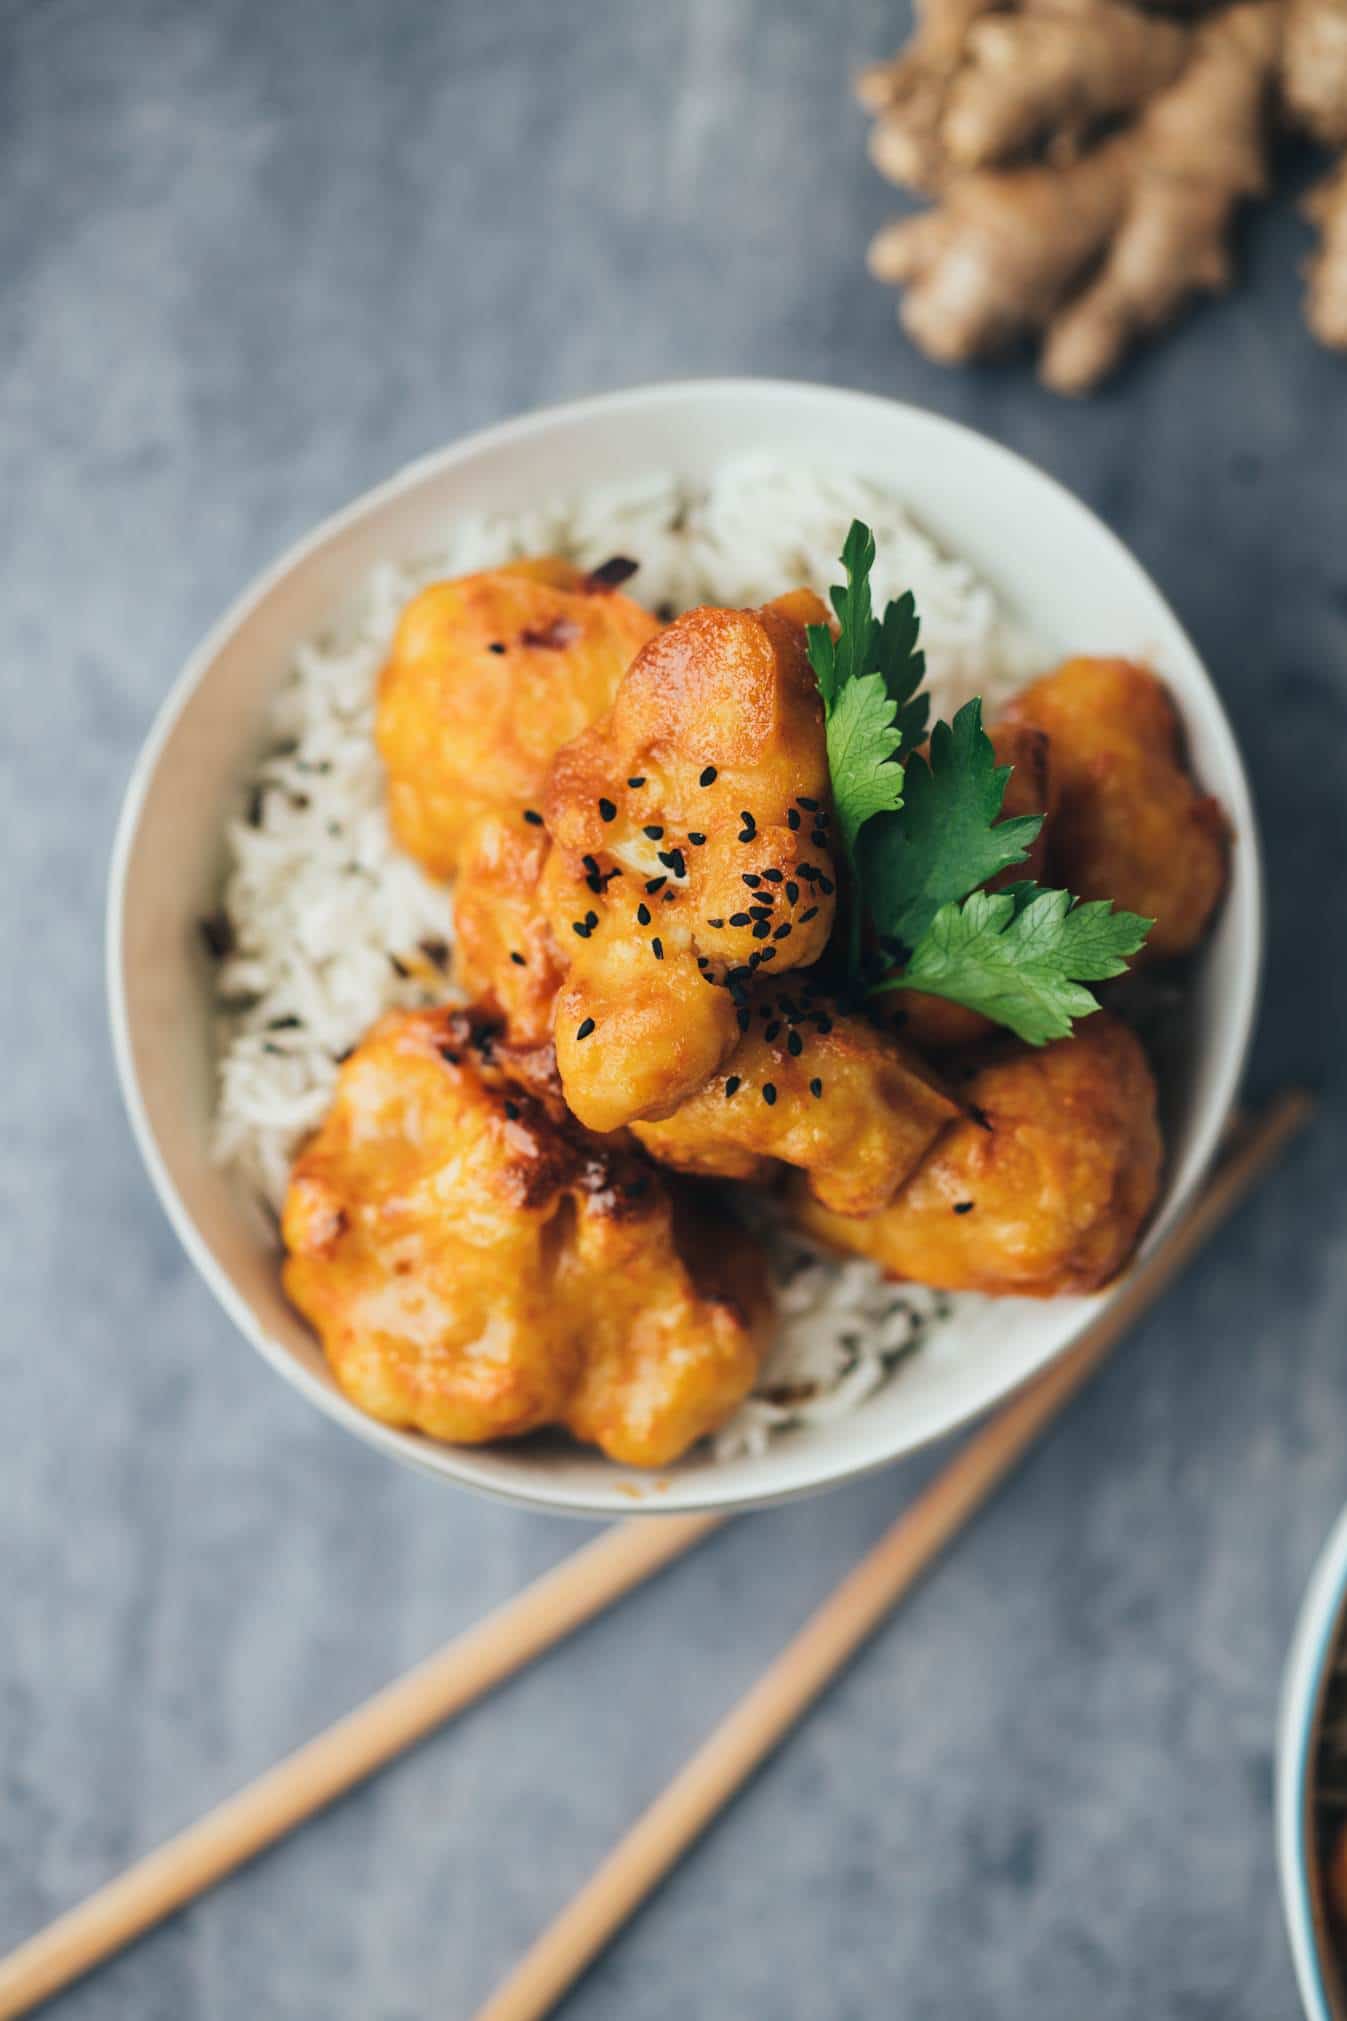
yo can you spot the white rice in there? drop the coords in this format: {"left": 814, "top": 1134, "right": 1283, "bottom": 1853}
{"left": 210, "top": 457, "right": 1039, "bottom": 1458}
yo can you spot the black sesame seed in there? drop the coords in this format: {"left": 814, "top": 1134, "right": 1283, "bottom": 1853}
{"left": 584, "top": 910, "right": 598, "bottom": 928}
{"left": 811, "top": 829, "right": 828, "bottom": 849}
{"left": 438, "top": 1045, "right": 461, "bottom": 1064}
{"left": 725, "top": 1075, "right": 741, "bottom": 1099}
{"left": 644, "top": 824, "right": 664, "bottom": 840}
{"left": 762, "top": 1083, "right": 778, "bottom": 1106}
{"left": 699, "top": 765, "right": 717, "bottom": 787}
{"left": 785, "top": 882, "right": 799, "bottom": 905}
{"left": 646, "top": 876, "right": 667, "bottom": 895}
{"left": 759, "top": 946, "right": 777, "bottom": 963}
{"left": 748, "top": 906, "right": 771, "bottom": 922}
{"left": 798, "top": 796, "right": 819, "bottom": 811}
{"left": 817, "top": 875, "right": 836, "bottom": 896}
{"left": 764, "top": 1021, "right": 781, "bottom": 1042}
{"left": 954, "top": 1201, "right": 975, "bottom": 1215}
{"left": 737, "top": 1009, "right": 751, "bottom": 1032}
{"left": 510, "top": 951, "right": 526, "bottom": 966}
{"left": 589, "top": 554, "right": 640, "bottom": 587}
{"left": 752, "top": 921, "right": 771, "bottom": 940}
{"left": 787, "top": 807, "right": 801, "bottom": 830}
{"left": 707, "top": 917, "right": 725, "bottom": 929}
{"left": 740, "top": 811, "right": 754, "bottom": 828}
{"left": 523, "top": 808, "right": 544, "bottom": 826}
{"left": 687, "top": 832, "right": 706, "bottom": 847}
{"left": 651, "top": 937, "right": 664, "bottom": 961}
{"left": 572, "top": 922, "right": 591, "bottom": 939}
{"left": 586, "top": 875, "right": 603, "bottom": 894}
{"left": 488, "top": 641, "right": 507, "bottom": 655}
{"left": 388, "top": 953, "right": 411, "bottom": 979}
{"left": 598, "top": 797, "right": 617, "bottom": 822}
{"left": 787, "top": 1030, "right": 803, "bottom": 1057}
{"left": 809, "top": 1077, "right": 823, "bottom": 1098}
{"left": 800, "top": 905, "right": 819, "bottom": 923}
{"left": 742, "top": 873, "right": 762, "bottom": 889}
{"left": 659, "top": 848, "right": 686, "bottom": 878}
{"left": 576, "top": 1018, "right": 596, "bottom": 1041}
{"left": 729, "top": 912, "right": 751, "bottom": 927}
{"left": 503, "top": 1100, "right": 521, "bottom": 1121}
{"left": 762, "top": 868, "right": 783, "bottom": 884}
{"left": 773, "top": 923, "right": 792, "bottom": 941}
{"left": 582, "top": 853, "right": 599, "bottom": 877}
{"left": 637, "top": 903, "right": 652, "bottom": 925}
{"left": 816, "top": 1014, "right": 834, "bottom": 1035}
{"left": 663, "top": 889, "right": 676, "bottom": 904}
{"left": 627, "top": 776, "right": 646, "bottom": 788}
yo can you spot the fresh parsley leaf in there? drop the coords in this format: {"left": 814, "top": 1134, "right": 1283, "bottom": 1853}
{"left": 825, "top": 671, "right": 905, "bottom": 861}
{"left": 882, "top": 887, "right": 1154, "bottom": 1046}
{"left": 806, "top": 520, "right": 1151, "bottom": 1035}
{"left": 874, "top": 588, "right": 928, "bottom": 756}
{"left": 861, "top": 698, "right": 1043, "bottom": 951}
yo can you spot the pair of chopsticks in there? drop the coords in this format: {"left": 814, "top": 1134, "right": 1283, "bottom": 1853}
{"left": 0, "top": 1089, "right": 1311, "bottom": 2021}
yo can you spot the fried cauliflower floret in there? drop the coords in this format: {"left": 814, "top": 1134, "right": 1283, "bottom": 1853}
{"left": 795, "top": 1013, "right": 1162, "bottom": 1296}
{"left": 898, "top": 720, "right": 1059, "bottom": 1051}
{"left": 452, "top": 811, "right": 565, "bottom": 1046}
{"left": 634, "top": 990, "right": 963, "bottom": 1214}
{"left": 1007, "top": 656, "right": 1228, "bottom": 960}
{"left": 542, "top": 591, "right": 839, "bottom": 1133}
{"left": 282, "top": 1008, "right": 773, "bottom": 1467}
{"left": 376, "top": 559, "right": 659, "bottom": 878}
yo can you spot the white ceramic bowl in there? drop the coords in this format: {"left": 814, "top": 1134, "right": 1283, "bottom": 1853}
{"left": 1279, "top": 1506, "right": 1347, "bottom": 2020}
{"left": 107, "top": 378, "right": 1262, "bottom": 1517}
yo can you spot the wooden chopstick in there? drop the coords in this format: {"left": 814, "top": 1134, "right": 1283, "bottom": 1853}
{"left": 0, "top": 1513, "right": 723, "bottom": 2021}
{"left": 472, "top": 1088, "right": 1314, "bottom": 2021}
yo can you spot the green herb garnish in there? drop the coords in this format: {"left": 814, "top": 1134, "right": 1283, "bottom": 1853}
{"left": 809, "top": 520, "right": 1152, "bottom": 1043}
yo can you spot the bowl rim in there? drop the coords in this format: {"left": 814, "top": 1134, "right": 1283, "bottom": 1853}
{"left": 106, "top": 374, "right": 1264, "bottom": 1517}
{"left": 1280, "top": 1504, "right": 1347, "bottom": 2021}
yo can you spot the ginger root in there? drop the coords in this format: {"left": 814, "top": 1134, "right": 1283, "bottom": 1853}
{"left": 1305, "top": 160, "right": 1347, "bottom": 345}
{"left": 1284, "top": 0, "right": 1347, "bottom": 346}
{"left": 861, "top": 0, "right": 1347, "bottom": 386}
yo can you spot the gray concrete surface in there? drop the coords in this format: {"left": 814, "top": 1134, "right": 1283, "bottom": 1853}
{"left": 3, "top": 1, "right": 1345, "bottom": 2015}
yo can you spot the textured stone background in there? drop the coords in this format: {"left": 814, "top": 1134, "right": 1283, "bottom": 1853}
{"left": 4, "top": 2, "right": 1346, "bottom": 2015}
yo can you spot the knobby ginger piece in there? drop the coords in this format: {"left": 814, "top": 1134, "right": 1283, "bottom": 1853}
{"left": 868, "top": 133, "right": 1138, "bottom": 364}
{"left": 1305, "top": 158, "right": 1347, "bottom": 346}
{"left": 1041, "top": 1, "right": 1282, "bottom": 393}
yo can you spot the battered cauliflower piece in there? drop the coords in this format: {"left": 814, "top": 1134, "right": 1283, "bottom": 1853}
{"left": 1007, "top": 656, "right": 1228, "bottom": 960}
{"left": 634, "top": 989, "right": 963, "bottom": 1215}
{"left": 898, "top": 720, "right": 1059, "bottom": 1051}
{"left": 542, "top": 591, "right": 839, "bottom": 1133}
{"left": 376, "top": 559, "right": 659, "bottom": 878}
{"left": 795, "top": 1013, "right": 1162, "bottom": 1296}
{"left": 452, "top": 811, "right": 564, "bottom": 1046}
{"left": 282, "top": 1008, "right": 773, "bottom": 1467}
